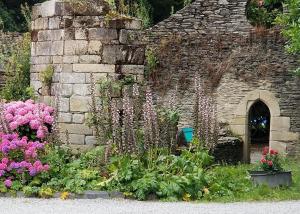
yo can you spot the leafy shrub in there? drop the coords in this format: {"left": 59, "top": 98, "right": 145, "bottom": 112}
{"left": 102, "top": 148, "right": 214, "bottom": 201}
{"left": 0, "top": 33, "right": 33, "bottom": 101}
{"left": 246, "top": 0, "right": 284, "bottom": 28}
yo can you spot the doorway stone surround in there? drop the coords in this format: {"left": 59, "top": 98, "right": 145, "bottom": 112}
{"left": 230, "top": 90, "right": 299, "bottom": 162}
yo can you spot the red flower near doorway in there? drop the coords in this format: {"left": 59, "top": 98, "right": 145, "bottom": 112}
{"left": 259, "top": 147, "right": 282, "bottom": 172}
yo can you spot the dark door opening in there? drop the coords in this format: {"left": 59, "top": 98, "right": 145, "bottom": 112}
{"left": 248, "top": 100, "right": 270, "bottom": 163}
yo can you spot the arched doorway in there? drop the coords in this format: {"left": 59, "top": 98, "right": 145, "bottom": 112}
{"left": 248, "top": 100, "right": 270, "bottom": 163}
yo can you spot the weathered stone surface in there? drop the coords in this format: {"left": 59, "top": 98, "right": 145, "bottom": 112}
{"left": 72, "top": 114, "right": 85, "bottom": 124}
{"left": 73, "top": 84, "right": 90, "bottom": 96}
{"left": 73, "top": 64, "right": 115, "bottom": 73}
{"left": 85, "top": 136, "right": 98, "bottom": 145}
{"left": 36, "top": 41, "right": 52, "bottom": 56}
{"left": 68, "top": 134, "right": 85, "bottom": 145}
{"left": 60, "top": 123, "right": 93, "bottom": 135}
{"left": 79, "top": 55, "right": 102, "bottom": 64}
{"left": 88, "top": 40, "right": 102, "bottom": 54}
{"left": 60, "top": 73, "right": 85, "bottom": 84}
{"left": 61, "top": 84, "right": 73, "bottom": 97}
{"left": 59, "top": 98, "right": 70, "bottom": 112}
{"left": 70, "top": 95, "right": 91, "bottom": 112}
{"left": 88, "top": 28, "right": 118, "bottom": 42}
{"left": 51, "top": 41, "right": 64, "bottom": 55}
{"left": 121, "top": 65, "right": 144, "bottom": 75}
{"left": 102, "top": 45, "right": 145, "bottom": 64}
{"left": 59, "top": 112, "right": 72, "bottom": 123}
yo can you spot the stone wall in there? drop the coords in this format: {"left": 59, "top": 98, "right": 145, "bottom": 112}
{"left": 144, "top": 0, "right": 300, "bottom": 157}
{"left": 30, "top": 0, "right": 145, "bottom": 146}
{"left": 0, "top": 32, "right": 23, "bottom": 88}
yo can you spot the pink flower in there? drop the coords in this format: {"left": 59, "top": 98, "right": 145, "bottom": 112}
{"left": 4, "top": 179, "right": 12, "bottom": 188}
{"left": 9, "top": 122, "right": 18, "bottom": 130}
{"left": 29, "top": 120, "right": 40, "bottom": 130}
{"left": 36, "top": 129, "right": 45, "bottom": 139}
{"left": 4, "top": 113, "right": 14, "bottom": 122}
{"left": 2, "top": 158, "right": 9, "bottom": 164}
{"left": 44, "top": 115, "right": 54, "bottom": 124}
{"left": 43, "top": 164, "right": 50, "bottom": 171}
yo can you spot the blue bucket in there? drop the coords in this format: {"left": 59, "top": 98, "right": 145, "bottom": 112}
{"left": 182, "top": 127, "right": 193, "bottom": 143}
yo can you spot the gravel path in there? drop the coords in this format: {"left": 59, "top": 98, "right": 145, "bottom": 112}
{"left": 0, "top": 198, "right": 299, "bottom": 214}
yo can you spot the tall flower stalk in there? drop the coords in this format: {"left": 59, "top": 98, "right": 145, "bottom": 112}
{"left": 193, "top": 76, "right": 219, "bottom": 150}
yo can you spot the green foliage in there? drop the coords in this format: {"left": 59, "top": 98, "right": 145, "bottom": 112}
{"left": 102, "top": 148, "right": 214, "bottom": 201}
{"left": 0, "top": 33, "right": 33, "bottom": 101}
{"left": 246, "top": 0, "right": 284, "bottom": 28}
{"left": 276, "top": 0, "right": 300, "bottom": 76}
{"left": 145, "top": 48, "right": 159, "bottom": 80}
{"left": 40, "top": 65, "right": 54, "bottom": 87}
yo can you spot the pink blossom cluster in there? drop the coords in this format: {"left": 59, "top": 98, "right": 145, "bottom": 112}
{"left": 4, "top": 100, "right": 54, "bottom": 139}
{"left": 0, "top": 133, "right": 49, "bottom": 181}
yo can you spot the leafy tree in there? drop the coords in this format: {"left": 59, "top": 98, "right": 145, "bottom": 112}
{"left": 276, "top": 0, "right": 300, "bottom": 75}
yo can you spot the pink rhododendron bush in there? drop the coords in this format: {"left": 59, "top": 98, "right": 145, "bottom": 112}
{"left": 0, "top": 100, "right": 53, "bottom": 190}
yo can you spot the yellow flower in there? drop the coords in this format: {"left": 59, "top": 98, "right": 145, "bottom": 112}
{"left": 203, "top": 188, "right": 210, "bottom": 195}
{"left": 183, "top": 193, "right": 191, "bottom": 201}
{"left": 60, "top": 192, "right": 70, "bottom": 200}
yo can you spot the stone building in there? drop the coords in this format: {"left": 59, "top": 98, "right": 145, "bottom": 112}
{"left": 30, "top": 0, "right": 145, "bottom": 147}
{"left": 30, "top": 0, "right": 300, "bottom": 161}
{"left": 145, "top": 0, "right": 300, "bottom": 161}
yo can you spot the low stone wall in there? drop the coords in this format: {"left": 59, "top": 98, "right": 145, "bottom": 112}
{"left": 30, "top": 0, "right": 145, "bottom": 146}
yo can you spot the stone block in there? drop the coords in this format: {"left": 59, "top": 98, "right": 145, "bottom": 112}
{"left": 64, "top": 40, "right": 88, "bottom": 55}
{"left": 63, "top": 56, "right": 79, "bottom": 64}
{"left": 38, "top": 30, "right": 51, "bottom": 41}
{"left": 40, "top": 0, "right": 64, "bottom": 17}
{"left": 73, "top": 84, "right": 91, "bottom": 96}
{"left": 59, "top": 97, "right": 70, "bottom": 112}
{"left": 31, "top": 56, "right": 52, "bottom": 65}
{"left": 271, "top": 117, "right": 290, "bottom": 131}
{"left": 270, "top": 131, "right": 299, "bottom": 142}
{"left": 230, "top": 124, "right": 246, "bottom": 136}
{"left": 88, "top": 28, "right": 118, "bottom": 42}
{"left": 121, "top": 65, "right": 144, "bottom": 75}
{"left": 31, "top": 64, "right": 48, "bottom": 73}
{"left": 61, "top": 84, "right": 73, "bottom": 97}
{"left": 49, "top": 17, "right": 61, "bottom": 29}
{"left": 86, "top": 73, "right": 107, "bottom": 83}
{"left": 119, "top": 29, "right": 143, "bottom": 44}
{"left": 64, "top": 40, "right": 76, "bottom": 55}
{"left": 88, "top": 40, "right": 102, "bottom": 55}
{"left": 62, "top": 64, "right": 73, "bottom": 73}
{"left": 73, "top": 64, "right": 115, "bottom": 73}
{"left": 31, "top": 81, "right": 42, "bottom": 92}
{"left": 36, "top": 41, "right": 52, "bottom": 56}
{"left": 53, "top": 56, "right": 63, "bottom": 64}
{"left": 51, "top": 41, "right": 64, "bottom": 55}
{"left": 75, "top": 40, "right": 88, "bottom": 55}
{"left": 102, "top": 45, "right": 145, "bottom": 64}
{"left": 61, "top": 73, "right": 85, "bottom": 84}
{"left": 34, "top": 18, "right": 48, "bottom": 30}
{"left": 59, "top": 112, "right": 72, "bottom": 123}
{"left": 124, "top": 19, "right": 142, "bottom": 30}
{"left": 60, "top": 123, "right": 93, "bottom": 135}
{"left": 75, "top": 28, "right": 88, "bottom": 40}
{"left": 79, "top": 55, "right": 102, "bottom": 64}
{"left": 69, "top": 134, "right": 85, "bottom": 145}
{"left": 70, "top": 95, "right": 91, "bottom": 112}
{"left": 85, "top": 136, "right": 98, "bottom": 145}
{"left": 73, "top": 114, "right": 85, "bottom": 123}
